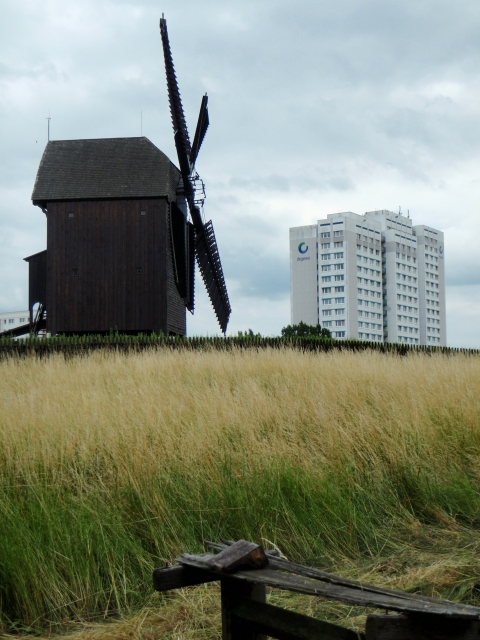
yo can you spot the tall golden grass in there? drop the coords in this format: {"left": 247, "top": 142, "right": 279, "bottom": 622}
{"left": 1, "top": 347, "right": 480, "bottom": 633}
{"left": 3, "top": 348, "right": 479, "bottom": 472}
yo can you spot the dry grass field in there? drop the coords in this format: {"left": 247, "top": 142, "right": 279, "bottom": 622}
{"left": 1, "top": 347, "right": 480, "bottom": 637}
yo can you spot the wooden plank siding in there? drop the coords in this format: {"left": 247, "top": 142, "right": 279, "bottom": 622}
{"left": 46, "top": 198, "right": 186, "bottom": 335}
{"left": 24, "top": 250, "right": 47, "bottom": 320}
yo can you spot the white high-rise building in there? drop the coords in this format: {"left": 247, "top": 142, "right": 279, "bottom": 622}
{"left": 290, "top": 210, "right": 446, "bottom": 346}
{"left": 415, "top": 225, "right": 446, "bottom": 345}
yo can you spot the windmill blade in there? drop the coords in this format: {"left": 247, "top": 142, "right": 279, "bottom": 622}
{"left": 159, "top": 16, "right": 191, "bottom": 180}
{"left": 195, "top": 219, "right": 231, "bottom": 333}
{"left": 170, "top": 202, "right": 195, "bottom": 313}
{"left": 190, "top": 94, "right": 209, "bottom": 168}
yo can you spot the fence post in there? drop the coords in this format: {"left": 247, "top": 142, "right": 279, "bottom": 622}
{"left": 221, "top": 577, "right": 266, "bottom": 640}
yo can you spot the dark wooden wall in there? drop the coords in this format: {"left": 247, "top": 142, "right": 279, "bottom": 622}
{"left": 46, "top": 198, "right": 186, "bottom": 335}
{"left": 25, "top": 250, "right": 47, "bottom": 321}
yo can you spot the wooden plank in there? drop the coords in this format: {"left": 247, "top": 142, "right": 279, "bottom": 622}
{"left": 365, "top": 614, "right": 480, "bottom": 640}
{"left": 231, "top": 596, "right": 363, "bottom": 640}
{"left": 152, "top": 564, "right": 219, "bottom": 591}
{"left": 177, "top": 554, "right": 480, "bottom": 620}
{"left": 205, "top": 542, "right": 480, "bottom": 614}
{"left": 207, "top": 540, "right": 269, "bottom": 573}
{"left": 221, "top": 577, "right": 266, "bottom": 640}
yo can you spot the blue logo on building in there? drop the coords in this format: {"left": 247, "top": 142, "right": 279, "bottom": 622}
{"left": 298, "top": 242, "right": 308, "bottom": 254}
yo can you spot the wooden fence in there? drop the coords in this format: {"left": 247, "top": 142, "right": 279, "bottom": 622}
{"left": 153, "top": 540, "right": 480, "bottom": 639}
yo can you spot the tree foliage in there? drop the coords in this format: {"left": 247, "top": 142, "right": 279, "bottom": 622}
{"left": 237, "top": 329, "right": 262, "bottom": 339}
{"left": 281, "top": 322, "right": 331, "bottom": 339}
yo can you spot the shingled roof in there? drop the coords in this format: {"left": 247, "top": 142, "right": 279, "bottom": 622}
{"left": 32, "top": 137, "right": 180, "bottom": 204}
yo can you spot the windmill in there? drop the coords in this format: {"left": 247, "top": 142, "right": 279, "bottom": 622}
{"left": 159, "top": 15, "right": 231, "bottom": 334}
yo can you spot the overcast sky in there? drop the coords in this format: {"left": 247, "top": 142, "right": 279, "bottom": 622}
{"left": 1, "top": 0, "right": 479, "bottom": 346}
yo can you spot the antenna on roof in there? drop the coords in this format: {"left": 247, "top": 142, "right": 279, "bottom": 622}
{"left": 141, "top": 110, "right": 143, "bottom": 136}
{"left": 408, "top": 209, "right": 410, "bottom": 219}
{"left": 399, "top": 206, "right": 401, "bottom": 215}
{"left": 46, "top": 110, "right": 51, "bottom": 142}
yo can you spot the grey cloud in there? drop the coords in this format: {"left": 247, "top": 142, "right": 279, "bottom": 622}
{"left": 212, "top": 214, "right": 289, "bottom": 300}
{"left": 232, "top": 172, "right": 355, "bottom": 194}
{"left": 226, "top": 251, "right": 289, "bottom": 300}
{"left": 446, "top": 265, "right": 480, "bottom": 287}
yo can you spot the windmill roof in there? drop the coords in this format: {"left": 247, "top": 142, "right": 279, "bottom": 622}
{"left": 32, "top": 137, "right": 180, "bottom": 203}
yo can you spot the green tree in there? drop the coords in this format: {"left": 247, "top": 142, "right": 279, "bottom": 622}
{"left": 281, "top": 322, "right": 331, "bottom": 339}
{"left": 237, "top": 329, "right": 262, "bottom": 339}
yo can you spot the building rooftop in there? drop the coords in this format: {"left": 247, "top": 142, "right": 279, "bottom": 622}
{"left": 32, "top": 137, "right": 180, "bottom": 205}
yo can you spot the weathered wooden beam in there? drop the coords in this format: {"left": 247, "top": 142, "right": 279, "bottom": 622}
{"left": 152, "top": 564, "right": 219, "bottom": 592}
{"left": 205, "top": 541, "right": 479, "bottom": 613}
{"left": 207, "top": 539, "right": 268, "bottom": 573}
{"left": 221, "top": 577, "right": 267, "bottom": 640}
{"left": 178, "top": 553, "right": 480, "bottom": 620}
{"left": 231, "top": 596, "right": 363, "bottom": 640}
{"left": 365, "top": 614, "right": 480, "bottom": 640}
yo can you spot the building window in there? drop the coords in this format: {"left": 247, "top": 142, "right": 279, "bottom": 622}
{"left": 335, "top": 297, "right": 345, "bottom": 303}
{"left": 322, "top": 310, "right": 332, "bottom": 316}
{"left": 334, "top": 286, "right": 344, "bottom": 292}
{"left": 334, "top": 263, "right": 344, "bottom": 270}
{"left": 333, "top": 252, "right": 344, "bottom": 259}
{"left": 20, "top": 318, "right": 26, "bottom": 322}
{"left": 334, "top": 230, "right": 343, "bottom": 237}
{"left": 335, "top": 320, "right": 345, "bottom": 326}
{"left": 321, "top": 254, "right": 330, "bottom": 260}
{"left": 335, "top": 308, "right": 345, "bottom": 315}
{"left": 321, "top": 276, "right": 332, "bottom": 282}
{"left": 322, "top": 298, "right": 333, "bottom": 305}
{"left": 335, "top": 275, "right": 344, "bottom": 281}
{"left": 322, "top": 287, "right": 331, "bottom": 293}
{"left": 321, "top": 265, "right": 331, "bottom": 271}
{"left": 334, "top": 242, "right": 343, "bottom": 248}
{"left": 336, "top": 331, "right": 345, "bottom": 338}
{"left": 321, "top": 232, "right": 331, "bottom": 238}
{"left": 8, "top": 319, "right": 15, "bottom": 323}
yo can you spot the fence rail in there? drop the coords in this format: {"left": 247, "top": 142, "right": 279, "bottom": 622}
{"left": 153, "top": 540, "right": 480, "bottom": 640}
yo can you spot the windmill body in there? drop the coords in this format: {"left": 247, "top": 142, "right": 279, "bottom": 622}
{"left": 29, "top": 137, "right": 186, "bottom": 336}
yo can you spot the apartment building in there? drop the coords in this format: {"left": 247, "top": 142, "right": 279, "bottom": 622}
{"left": 0, "top": 310, "right": 29, "bottom": 333}
{"left": 289, "top": 210, "right": 446, "bottom": 345}
{"left": 415, "top": 225, "right": 446, "bottom": 345}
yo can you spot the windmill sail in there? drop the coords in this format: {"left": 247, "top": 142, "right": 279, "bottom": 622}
{"left": 196, "top": 221, "right": 231, "bottom": 332}
{"left": 191, "top": 95, "right": 209, "bottom": 168}
{"left": 159, "top": 17, "right": 191, "bottom": 160}
{"left": 159, "top": 15, "right": 231, "bottom": 333}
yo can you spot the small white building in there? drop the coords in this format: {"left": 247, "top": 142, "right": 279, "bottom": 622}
{"left": 0, "top": 310, "right": 30, "bottom": 334}
{"left": 290, "top": 210, "right": 446, "bottom": 346}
